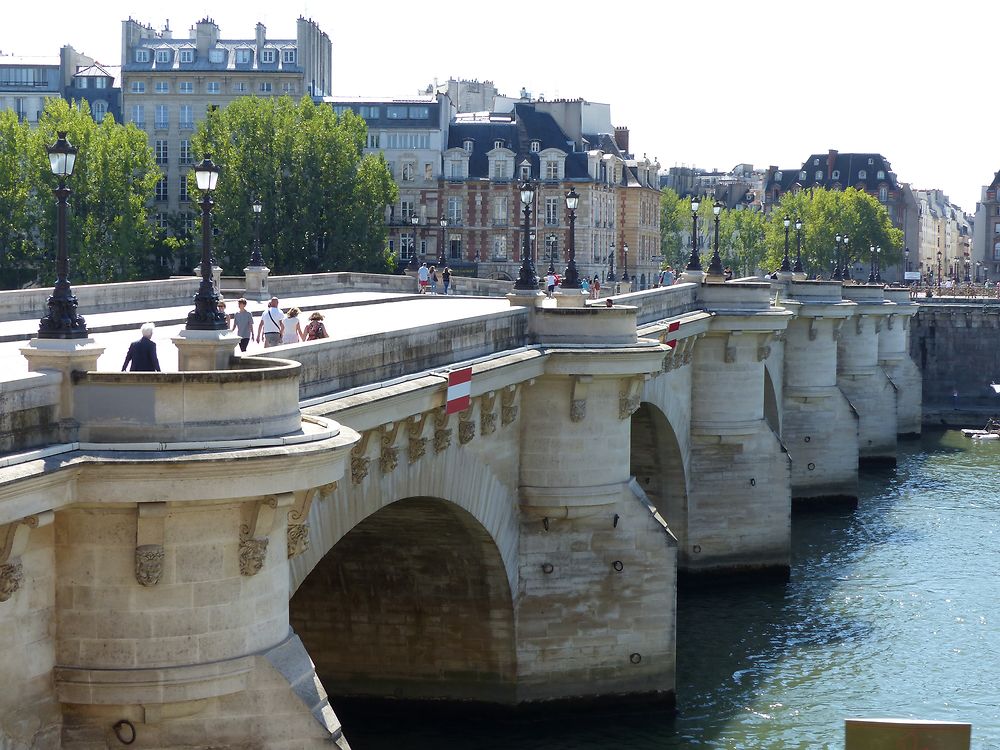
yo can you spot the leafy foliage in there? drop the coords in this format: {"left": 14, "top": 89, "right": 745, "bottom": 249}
{"left": 190, "top": 97, "right": 397, "bottom": 275}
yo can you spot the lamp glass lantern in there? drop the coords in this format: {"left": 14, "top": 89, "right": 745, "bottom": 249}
{"left": 520, "top": 182, "right": 536, "bottom": 206}
{"left": 194, "top": 156, "right": 220, "bottom": 192}
{"left": 565, "top": 187, "right": 580, "bottom": 211}
{"left": 48, "top": 132, "right": 77, "bottom": 179}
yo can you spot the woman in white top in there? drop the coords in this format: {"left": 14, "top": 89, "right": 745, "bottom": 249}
{"left": 280, "top": 307, "right": 303, "bottom": 344}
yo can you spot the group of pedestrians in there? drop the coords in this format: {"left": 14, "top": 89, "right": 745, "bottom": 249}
{"left": 417, "top": 262, "right": 453, "bottom": 294}
{"left": 120, "top": 296, "right": 330, "bottom": 372}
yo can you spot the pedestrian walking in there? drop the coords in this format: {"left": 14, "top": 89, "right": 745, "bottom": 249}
{"left": 231, "top": 298, "right": 254, "bottom": 352}
{"left": 304, "top": 311, "right": 329, "bottom": 341}
{"left": 417, "top": 262, "right": 429, "bottom": 293}
{"left": 281, "top": 307, "right": 303, "bottom": 344}
{"left": 545, "top": 270, "right": 556, "bottom": 297}
{"left": 442, "top": 267, "right": 452, "bottom": 295}
{"left": 256, "top": 296, "right": 284, "bottom": 348}
{"left": 122, "top": 322, "right": 161, "bottom": 372}
{"left": 430, "top": 266, "right": 439, "bottom": 294}
{"left": 591, "top": 275, "right": 601, "bottom": 299}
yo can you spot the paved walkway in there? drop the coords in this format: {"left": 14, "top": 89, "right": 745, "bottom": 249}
{"left": 1, "top": 292, "right": 512, "bottom": 378}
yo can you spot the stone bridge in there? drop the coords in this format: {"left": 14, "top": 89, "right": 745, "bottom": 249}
{"left": 0, "top": 273, "right": 921, "bottom": 748}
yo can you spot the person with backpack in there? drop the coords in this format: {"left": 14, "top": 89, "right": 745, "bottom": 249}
{"left": 304, "top": 311, "right": 329, "bottom": 341}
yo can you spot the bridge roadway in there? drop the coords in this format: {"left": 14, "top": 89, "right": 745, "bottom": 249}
{"left": 0, "top": 291, "right": 512, "bottom": 376}
{"left": 0, "top": 274, "right": 925, "bottom": 750}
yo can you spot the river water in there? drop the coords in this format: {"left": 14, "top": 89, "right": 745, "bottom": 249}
{"left": 341, "top": 430, "right": 1000, "bottom": 749}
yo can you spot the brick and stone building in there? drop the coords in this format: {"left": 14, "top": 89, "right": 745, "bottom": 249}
{"left": 914, "top": 189, "right": 973, "bottom": 283}
{"left": 120, "top": 16, "right": 332, "bottom": 227}
{"left": 0, "top": 46, "right": 106, "bottom": 124}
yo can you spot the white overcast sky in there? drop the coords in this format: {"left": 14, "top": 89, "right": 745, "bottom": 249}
{"left": 3, "top": 0, "right": 995, "bottom": 213}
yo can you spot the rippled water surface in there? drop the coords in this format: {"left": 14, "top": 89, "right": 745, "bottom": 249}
{"left": 341, "top": 431, "right": 1000, "bottom": 749}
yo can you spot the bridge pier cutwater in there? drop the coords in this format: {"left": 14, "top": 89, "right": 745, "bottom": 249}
{"left": 0, "top": 272, "right": 923, "bottom": 747}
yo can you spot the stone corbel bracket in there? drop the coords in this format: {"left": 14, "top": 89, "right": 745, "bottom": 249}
{"left": 379, "top": 422, "right": 404, "bottom": 474}
{"left": 408, "top": 413, "right": 430, "bottom": 464}
{"left": 757, "top": 331, "right": 776, "bottom": 362}
{"left": 480, "top": 391, "right": 498, "bottom": 436}
{"left": 287, "top": 488, "right": 322, "bottom": 559}
{"left": 724, "top": 331, "right": 743, "bottom": 364}
{"left": 618, "top": 376, "right": 647, "bottom": 420}
{"left": 832, "top": 319, "right": 845, "bottom": 342}
{"left": 571, "top": 375, "right": 593, "bottom": 422}
{"left": 808, "top": 316, "right": 823, "bottom": 341}
{"left": 350, "top": 429, "right": 376, "bottom": 484}
{"left": 458, "top": 404, "right": 476, "bottom": 445}
{"left": 501, "top": 384, "right": 519, "bottom": 426}
{"left": 886, "top": 313, "right": 896, "bottom": 330}
{"left": 239, "top": 495, "right": 290, "bottom": 577}
{"left": 433, "top": 409, "right": 452, "bottom": 453}
{"left": 874, "top": 316, "right": 883, "bottom": 334}
{"left": 135, "top": 503, "right": 167, "bottom": 587}
{"left": 856, "top": 314, "right": 867, "bottom": 335}
{"left": 0, "top": 513, "right": 51, "bottom": 603}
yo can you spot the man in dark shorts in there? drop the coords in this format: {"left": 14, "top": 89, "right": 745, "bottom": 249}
{"left": 231, "top": 298, "right": 254, "bottom": 352}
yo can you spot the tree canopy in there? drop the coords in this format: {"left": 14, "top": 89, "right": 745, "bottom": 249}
{"left": 190, "top": 96, "right": 398, "bottom": 275}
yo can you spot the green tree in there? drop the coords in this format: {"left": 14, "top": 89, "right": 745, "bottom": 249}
{"left": 34, "top": 98, "right": 158, "bottom": 285}
{"left": 719, "top": 207, "right": 767, "bottom": 277}
{"left": 659, "top": 188, "right": 688, "bottom": 267}
{"left": 0, "top": 111, "right": 44, "bottom": 289}
{"left": 191, "top": 96, "right": 397, "bottom": 275}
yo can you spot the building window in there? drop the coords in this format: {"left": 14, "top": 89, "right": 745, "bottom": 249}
{"left": 815, "top": 170, "right": 823, "bottom": 180}
{"left": 400, "top": 233, "right": 415, "bottom": 259}
{"left": 236, "top": 49, "right": 253, "bottom": 64}
{"left": 449, "top": 160, "right": 463, "bottom": 179}
{"left": 401, "top": 162, "right": 415, "bottom": 181}
{"left": 76, "top": 78, "right": 88, "bottom": 89}
{"left": 877, "top": 170, "right": 885, "bottom": 180}
{"left": 492, "top": 160, "right": 508, "bottom": 181}
{"left": 130, "top": 81, "right": 145, "bottom": 94}
{"left": 155, "top": 49, "right": 170, "bottom": 63}
{"left": 155, "top": 177, "right": 168, "bottom": 201}
{"left": 494, "top": 139, "right": 504, "bottom": 150}
{"left": 135, "top": 49, "right": 150, "bottom": 63}
{"left": 463, "top": 139, "right": 474, "bottom": 152}
{"left": 155, "top": 81, "right": 169, "bottom": 93}
{"left": 261, "top": 49, "right": 276, "bottom": 64}
{"left": 832, "top": 169, "right": 840, "bottom": 180}
{"left": 179, "top": 105, "right": 193, "bottom": 129}
{"left": 493, "top": 235, "right": 507, "bottom": 261}
{"left": 360, "top": 105, "right": 380, "bottom": 119}
{"left": 520, "top": 164, "right": 531, "bottom": 181}
{"left": 234, "top": 81, "right": 248, "bottom": 93}
{"left": 178, "top": 176, "right": 189, "bottom": 202}
{"left": 408, "top": 106, "right": 429, "bottom": 119}
{"left": 208, "top": 49, "right": 225, "bottom": 63}
{"left": 259, "top": 82, "right": 272, "bottom": 93}
{"left": 282, "top": 82, "right": 295, "bottom": 94}
{"left": 206, "top": 81, "right": 221, "bottom": 94}
{"left": 282, "top": 49, "right": 296, "bottom": 64}
{"left": 400, "top": 200, "right": 415, "bottom": 221}
{"left": 858, "top": 170, "right": 867, "bottom": 180}
{"left": 878, "top": 186, "right": 888, "bottom": 203}
{"left": 179, "top": 139, "right": 192, "bottom": 165}
{"left": 94, "top": 77, "right": 107, "bottom": 89}
{"left": 155, "top": 139, "right": 169, "bottom": 165}
{"left": 92, "top": 100, "right": 107, "bottom": 123}
{"left": 545, "top": 197, "right": 559, "bottom": 225}
{"left": 799, "top": 170, "right": 807, "bottom": 180}
{"left": 179, "top": 48, "right": 194, "bottom": 63}
{"left": 388, "top": 106, "right": 408, "bottom": 119}
{"left": 178, "top": 81, "right": 193, "bottom": 94}
{"left": 544, "top": 160, "right": 559, "bottom": 181}
{"left": 449, "top": 237, "right": 462, "bottom": 260}
{"left": 130, "top": 105, "right": 144, "bottom": 128}
{"left": 448, "top": 196, "right": 462, "bottom": 224}
{"left": 530, "top": 140, "right": 541, "bottom": 153}
{"left": 493, "top": 197, "right": 508, "bottom": 225}
{"left": 367, "top": 133, "right": 380, "bottom": 149}
{"left": 183, "top": 213, "right": 195, "bottom": 234}
{"left": 155, "top": 105, "right": 168, "bottom": 129}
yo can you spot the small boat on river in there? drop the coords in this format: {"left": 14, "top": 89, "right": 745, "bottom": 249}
{"left": 963, "top": 417, "right": 1000, "bottom": 439}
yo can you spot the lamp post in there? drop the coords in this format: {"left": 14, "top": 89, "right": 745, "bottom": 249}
{"left": 410, "top": 215, "right": 420, "bottom": 265}
{"left": 833, "top": 233, "right": 843, "bottom": 281}
{"left": 514, "top": 181, "right": 538, "bottom": 291}
{"left": 843, "top": 235, "right": 851, "bottom": 281}
{"left": 875, "top": 246, "right": 883, "bottom": 284}
{"left": 562, "top": 187, "right": 581, "bottom": 288}
{"left": 780, "top": 215, "right": 792, "bottom": 272}
{"left": 38, "top": 131, "right": 87, "bottom": 339}
{"left": 248, "top": 197, "right": 264, "bottom": 267}
{"left": 686, "top": 196, "right": 702, "bottom": 271}
{"left": 793, "top": 217, "right": 804, "bottom": 275}
{"left": 976, "top": 260, "right": 982, "bottom": 284}
{"left": 867, "top": 244, "right": 876, "bottom": 283}
{"left": 438, "top": 217, "right": 447, "bottom": 267}
{"left": 707, "top": 200, "right": 724, "bottom": 278}
{"left": 964, "top": 253, "right": 971, "bottom": 283}
{"left": 607, "top": 243, "right": 616, "bottom": 282}
{"left": 937, "top": 250, "right": 942, "bottom": 289}
{"left": 904, "top": 247, "right": 910, "bottom": 282}
{"left": 185, "top": 154, "right": 227, "bottom": 330}
{"left": 547, "top": 234, "right": 556, "bottom": 275}
{"left": 622, "top": 243, "right": 630, "bottom": 284}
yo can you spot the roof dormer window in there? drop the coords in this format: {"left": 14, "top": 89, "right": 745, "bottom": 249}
{"left": 155, "top": 49, "right": 171, "bottom": 64}
{"left": 494, "top": 139, "right": 504, "bottom": 150}
{"left": 858, "top": 169, "right": 867, "bottom": 180}
{"left": 877, "top": 170, "right": 885, "bottom": 180}
{"left": 815, "top": 170, "right": 823, "bottom": 180}
{"left": 179, "top": 48, "right": 194, "bottom": 63}
{"left": 832, "top": 170, "right": 840, "bottom": 180}
{"left": 530, "top": 140, "right": 541, "bottom": 153}
{"left": 799, "top": 170, "right": 807, "bottom": 180}
{"left": 463, "top": 139, "right": 474, "bottom": 153}
{"left": 134, "top": 49, "right": 150, "bottom": 63}
{"left": 775, "top": 171, "right": 783, "bottom": 181}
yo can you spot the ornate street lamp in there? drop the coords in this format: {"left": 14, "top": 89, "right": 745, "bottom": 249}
{"left": 686, "top": 196, "right": 702, "bottom": 271}
{"left": 514, "top": 181, "right": 538, "bottom": 290}
{"left": 38, "top": 131, "right": 87, "bottom": 339}
{"left": 843, "top": 235, "right": 852, "bottom": 280}
{"left": 548, "top": 234, "right": 557, "bottom": 275}
{"left": 607, "top": 242, "right": 617, "bottom": 282}
{"left": 438, "top": 217, "right": 447, "bottom": 267}
{"left": 562, "top": 187, "right": 581, "bottom": 288}
{"left": 622, "top": 243, "right": 630, "bottom": 283}
{"left": 185, "top": 154, "right": 227, "bottom": 330}
{"left": 780, "top": 215, "right": 792, "bottom": 272}
{"left": 867, "top": 245, "right": 877, "bottom": 283}
{"left": 793, "top": 217, "right": 804, "bottom": 275}
{"left": 964, "top": 254, "right": 971, "bottom": 283}
{"left": 708, "top": 200, "right": 724, "bottom": 278}
{"left": 874, "top": 246, "right": 883, "bottom": 284}
{"left": 248, "top": 197, "right": 265, "bottom": 267}
{"left": 904, "top": 247, "right": 910, "bottom": 278}
{"left": 936, "top": 250, "right": 942, "bottom": 289}
{"left": 833, "top": 233, "right": 843, "bottom": 281}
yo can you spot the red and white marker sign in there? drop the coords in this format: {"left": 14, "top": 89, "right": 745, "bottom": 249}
{"left": 446, "top": 367, "right": 473, "bottom": 414}
{"left": 665, "top": 320, "right": 680, "bottom": 348}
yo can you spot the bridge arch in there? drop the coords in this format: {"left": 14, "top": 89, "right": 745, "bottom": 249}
{"left": 763, "top": 363, "right": 781, "bottom": 435}
{"left": 630, "top": 401, "right": 689, "bottom": 549}
{"left": 289, "top": 496, "right": 516, "bottom": 703}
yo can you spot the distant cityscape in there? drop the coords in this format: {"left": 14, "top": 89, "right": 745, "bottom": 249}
{"left": 2, "top": 14, "right": 998, "bottom": 286}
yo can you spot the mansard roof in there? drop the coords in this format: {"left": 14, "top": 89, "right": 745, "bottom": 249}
{"left": 766, "top": 151, "right": 899, "bottom": 193}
